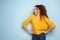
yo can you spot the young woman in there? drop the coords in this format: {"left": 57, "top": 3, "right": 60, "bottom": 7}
{"left": 22, "top": 5, "right": 55, "bottom": 40}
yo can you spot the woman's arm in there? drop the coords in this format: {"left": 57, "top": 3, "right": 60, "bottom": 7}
{"left": 42, "top": 16, "right": 55, "bottom": 34}
{"left": 46, "top": 26, "right": 55, "bottom": 33}
{"left": 22, "top": 15, "right": 34, "bottom": 34}
{"left": 41, "top": 26, "right": 55, "bottom": 34}
{"left": 23, "top": 26, "right": 34, "bottom": 34}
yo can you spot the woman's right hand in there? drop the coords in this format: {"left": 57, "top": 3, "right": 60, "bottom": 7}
{"left": 23, "top": 26, "right": 35, "bottom": 34}
{"left": 28, "top": 30, "right": 35, "bottom": 34}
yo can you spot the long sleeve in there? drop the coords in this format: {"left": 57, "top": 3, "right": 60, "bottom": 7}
{"left": 44, "top": 16, "right": 55, "bottom": 27}
{"left": 22, "top": 15, "right": 32, "bottom": 27}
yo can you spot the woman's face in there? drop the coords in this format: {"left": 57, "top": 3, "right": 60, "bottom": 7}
{"left": 34, "top": 7, "right": 40, "bottom": 15}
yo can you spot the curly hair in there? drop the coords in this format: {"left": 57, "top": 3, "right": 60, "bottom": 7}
{"left": 33, "top": 4, "right": 49, "bottom": 18}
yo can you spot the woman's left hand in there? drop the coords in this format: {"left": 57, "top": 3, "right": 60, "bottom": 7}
{"left": 41, "top": 30, "right": 48, "bottom": 34}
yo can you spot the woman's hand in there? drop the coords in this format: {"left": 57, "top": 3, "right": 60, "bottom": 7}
{"left": 41, "top": 30, "right": 48, "bottom": 34}
{"left": 28, "top": 30, "right": 35, "bottom": 34}
{"left": 23, "top": 26, "right": 35, "bottom": 34}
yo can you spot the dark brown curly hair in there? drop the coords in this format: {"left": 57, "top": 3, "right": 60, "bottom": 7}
{"left": 33, "top": 4, "right": 49, "bottom": 18}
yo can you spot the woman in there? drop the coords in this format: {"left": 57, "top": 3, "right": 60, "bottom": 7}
{"left": 22, "top": 5, "right": 55, "bottom": 40}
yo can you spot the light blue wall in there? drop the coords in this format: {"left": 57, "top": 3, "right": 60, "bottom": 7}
{"left": 0, "top": 0, "right": 60, "bottom": 40}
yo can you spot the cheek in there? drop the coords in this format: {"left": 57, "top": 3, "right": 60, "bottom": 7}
{"left": 35, "top": 13, "right": 37, "bottom": 15}
{"left": 34, "top": 10, "right": 38, "bottom": 12}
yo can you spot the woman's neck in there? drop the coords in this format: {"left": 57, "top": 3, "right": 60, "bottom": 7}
{"left": 36, "top": 13, "right": 40, "bottom": 19}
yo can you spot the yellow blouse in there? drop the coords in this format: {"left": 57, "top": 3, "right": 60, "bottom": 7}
{"left": 22, "top": 14, "right": 55, "bottom": 35}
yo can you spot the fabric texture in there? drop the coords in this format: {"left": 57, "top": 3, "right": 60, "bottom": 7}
{"left": 22, "top": 14, "right": 55, "bottom": 35}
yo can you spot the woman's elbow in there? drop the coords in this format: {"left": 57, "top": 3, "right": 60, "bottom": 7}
{"left": 22, "top": 24, "right": 26, "bottom": 28}
{"left": 51, "top": 25, "right": 55, "bottom": 29}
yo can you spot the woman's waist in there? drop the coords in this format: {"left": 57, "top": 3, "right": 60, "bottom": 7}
{"left": 32, "top": 28, "right": 47, "bottom": 31}
{"left": 32, "top": 25, "right": 48, "bottom": 30}
{"left": 32, "top": 29, "right": 47, "bottom": 35}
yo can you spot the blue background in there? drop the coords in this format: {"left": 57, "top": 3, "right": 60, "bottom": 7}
{"left": 0, "top": 0, "right": 60, "bottom": 40}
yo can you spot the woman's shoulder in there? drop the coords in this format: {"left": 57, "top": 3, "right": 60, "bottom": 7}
{"left": 43, "top": 15, "right": 48, "bottom": 19}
